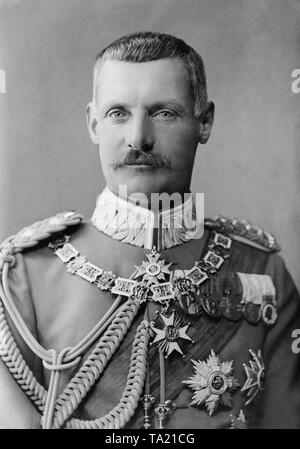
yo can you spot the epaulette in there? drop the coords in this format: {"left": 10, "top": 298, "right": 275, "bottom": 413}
{"left": 0, "top": 211, "right": 83, "bottom": 272}
{"left": 204, "top": 215, "right": 280, "bottom": 253}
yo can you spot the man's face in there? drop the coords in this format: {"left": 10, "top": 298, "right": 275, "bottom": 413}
{"left": 87, "top": 58, "right": 213, "bottom": 201}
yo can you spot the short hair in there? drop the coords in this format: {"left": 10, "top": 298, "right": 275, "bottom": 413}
{"left": 92, "top": 31, "right": 208, "bottom": 116}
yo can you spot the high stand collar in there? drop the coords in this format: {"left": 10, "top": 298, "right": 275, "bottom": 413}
{"left": 91, "top": 187, "right": 204, "bottom": 251}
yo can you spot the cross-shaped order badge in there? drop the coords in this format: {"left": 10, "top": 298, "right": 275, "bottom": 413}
{"left": 133, "top": 248, "right": 175, "bottom": 304}
{"left": 151, "top": 311, "right": 194, "bottom": 357}
{"left": 134, "top": 247, "right": 173, "bottom": 285}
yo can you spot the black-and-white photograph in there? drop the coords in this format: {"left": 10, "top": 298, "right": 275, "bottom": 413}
{"left": 0, "top": 0, "right": 299, "bottom": 433}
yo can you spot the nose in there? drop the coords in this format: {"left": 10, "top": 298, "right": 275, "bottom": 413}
{"left": 125, "top": 114, "right": 154, "bottom": 151}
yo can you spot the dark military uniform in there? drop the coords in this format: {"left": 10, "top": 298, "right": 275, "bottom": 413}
{"left": 0, "top": 210, "right": 299, "bottom": 429}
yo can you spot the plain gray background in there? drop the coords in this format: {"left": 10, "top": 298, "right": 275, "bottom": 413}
{"left": 0, "top": 0, "right": 299, "bottom": 290}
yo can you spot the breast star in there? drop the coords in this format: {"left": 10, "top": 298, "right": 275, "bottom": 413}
{"left": 183, "top": 350, "right": 240, "bottom": 416}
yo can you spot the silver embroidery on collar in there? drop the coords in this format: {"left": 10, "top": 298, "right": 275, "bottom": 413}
{"left": 91, "top": 187, "right": 204, "bottom": 250}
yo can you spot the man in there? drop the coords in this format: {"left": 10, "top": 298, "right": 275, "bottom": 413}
{"left": 0, "top": 31, "right": 299, "bottom": 429}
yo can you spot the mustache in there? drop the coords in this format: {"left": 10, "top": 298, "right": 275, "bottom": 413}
{"left": 112, "top": 149, "right": 171, "bottom": 169}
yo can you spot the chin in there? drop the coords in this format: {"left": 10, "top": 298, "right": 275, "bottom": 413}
{"left": 109, "top": 174, "right": 170, "bottom": 198}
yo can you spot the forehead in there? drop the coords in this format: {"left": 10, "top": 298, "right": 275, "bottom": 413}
{"left": 95, "top": 59, "right": 193, "bottom": 107}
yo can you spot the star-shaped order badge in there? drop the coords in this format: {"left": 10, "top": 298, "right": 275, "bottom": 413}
{"left": 241, "top": 349, "right": 266, "bottom": 405}
{"left": 183, "top": 350, "right": 240, "bottom": 416}
{"left": 134, "top": 248, "right": 172, "bottom": 285}
{"left": 151, "top": 311, "right": 193, "bottom": 357}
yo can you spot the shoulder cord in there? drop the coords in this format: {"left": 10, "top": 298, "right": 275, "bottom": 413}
{"left": 204, "top": 216, "right": 280, "bottom": 252}
{"left": 0, "top": 300, "right": 47, "bottom": 412}
{"left": 0, "top": 212, "right": 84, "bottom": 416}
{"left": 0, "top": 211, "right": 83, "bottom": 273}
{"left": 0, "top": 259, "right": 146, "bottom": 428}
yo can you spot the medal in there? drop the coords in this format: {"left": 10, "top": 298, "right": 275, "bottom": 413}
{"left": 173, "top": 278, "right": 203, "bottom": 316}
{"left": 179, "top": 291, "right": 203, "bottom": 316}
{"left": 238, "top": 273, "right": 277, "bottom": 326}
{"left": 243, "top": 302, "right": 261, "bottom": 324}
{"left": 200, "top": 275, "right": 222, "bottom": 318}
{"left": 202, "top": 296, "right": 222, "bottom": 318}
{"left": 261, "top": 303, "right": 277, "bottom": 325}
{"left": 220, "top": 277, "right": 243, "bottom": 321}
{"left": 241, "top": 349, "right": 266, "bottom": 405}
{"left": 151, "top": 311, "right": 193, "bottom": 357}
{"left": 261, "top": 295, "right": 277, "bottom": 326}
{"left": 183, "top": 350, "right": 239, "bottom": 416}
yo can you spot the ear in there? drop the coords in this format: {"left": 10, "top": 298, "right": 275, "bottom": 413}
{"left": 86, "top": 101, "right": 100, "bottom": 144}
{"left": 198, "top": 101, "right": 215, "bottom": 144}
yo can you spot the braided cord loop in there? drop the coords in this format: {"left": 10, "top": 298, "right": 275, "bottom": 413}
{"left": 65, "top": 319, "right": 150, "bottom": 429}
{"left": 52, "top": 297, "right": 142, "bottom": 428}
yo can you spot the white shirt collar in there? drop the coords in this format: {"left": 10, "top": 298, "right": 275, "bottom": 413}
{"left": 91, "top": 187, "right": 204, "bottom": 250}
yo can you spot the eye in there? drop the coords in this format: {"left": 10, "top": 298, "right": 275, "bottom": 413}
{"left": 153, "top": 110, "right": 177, "bottom": 120}
{"left": 106, "top": 109, "right": 128, "bottom": 121}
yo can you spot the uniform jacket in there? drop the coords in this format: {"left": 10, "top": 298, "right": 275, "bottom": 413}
{"left": 0, "top": 212, "right": 299, "bottom": 429}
